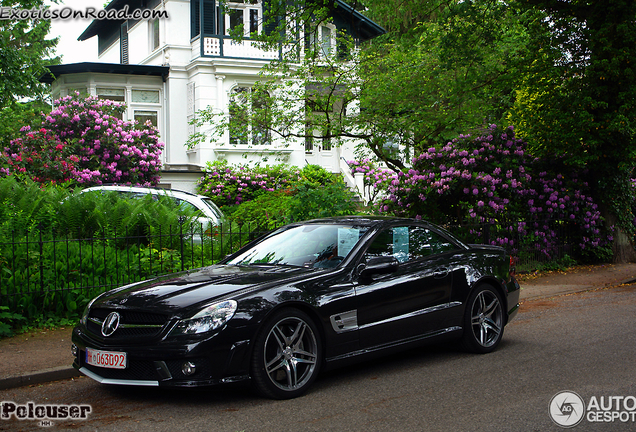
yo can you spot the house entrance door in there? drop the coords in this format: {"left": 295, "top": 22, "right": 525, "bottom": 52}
{"left": 305, "top": 139, "right": 338, "bottom": 172}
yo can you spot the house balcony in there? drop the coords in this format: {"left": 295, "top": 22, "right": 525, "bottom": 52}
{"left": 198, "top": 36, "right": 279, "bottom": 60}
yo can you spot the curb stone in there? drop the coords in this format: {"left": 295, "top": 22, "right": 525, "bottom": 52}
{"left": 0, "top": 366, "right": 81, "bottom": 391}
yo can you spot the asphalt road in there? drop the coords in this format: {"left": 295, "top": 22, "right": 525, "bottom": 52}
{"left": 2, "top": 284, "right": 636, "bottom": 432}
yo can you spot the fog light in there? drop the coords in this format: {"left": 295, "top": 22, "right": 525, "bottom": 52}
{"left": 182, "top": 361, "right": 196, "bottom": 376}
{"left": 71, "top": 343, "right": 78, "bottom": 357}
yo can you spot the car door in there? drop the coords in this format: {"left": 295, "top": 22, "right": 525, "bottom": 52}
{"left": 355, "top": 224, "right": 459, "bottom": 348}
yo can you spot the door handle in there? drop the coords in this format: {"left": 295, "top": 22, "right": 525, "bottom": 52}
{"left": 433, "top": 267, "right": 450, "bottom": 279}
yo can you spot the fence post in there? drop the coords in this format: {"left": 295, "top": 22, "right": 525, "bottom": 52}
{"left": 38, "top": 228, "right": 44, "bottom": 294}
{"left": 483, "top": 223, "right": 491, "bottom": 244}
{"left": 52, "top": 229, "right": 57, "bottom": 292}
{"left": 180, "top": 223, "right": 184, "bottom": 272}
{"left": 102, "top": 228, "right": 107, "bottom": 288}
{"left": 220, "top": 222, "right": 224, "bottom": 261}
{"left": 137, "top": 226, "right": 142, "bottom": 278}
{"left": 65, "top": 231, "right": 70, "bottom": 290}
{"left": 114, "top": 226, "right": 120, "bottom": 288}
{"left": 26, "top": 230, "right": 31, "bottom": 294}
{"left": 159, "top": 225, "right": 164, "bottom": 274}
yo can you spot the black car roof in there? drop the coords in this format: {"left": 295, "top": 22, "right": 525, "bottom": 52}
{"left": 299, "top": 215, "right": 424, "bottom": 227}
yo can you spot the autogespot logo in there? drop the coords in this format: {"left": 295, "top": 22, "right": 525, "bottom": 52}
{"left": 550, "top": 391, "right": 586, "bottom": 428}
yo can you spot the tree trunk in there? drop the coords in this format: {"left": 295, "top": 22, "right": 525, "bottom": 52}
{"left": 612, "top": 227, "right": 636, "bottom": 263}
{"left": 604, "top": 212, "right": 636, "bottom": 263}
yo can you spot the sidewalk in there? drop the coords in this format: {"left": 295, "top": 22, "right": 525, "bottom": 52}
{"left": 2, "top": 263, "right": 636, "bottom": 391}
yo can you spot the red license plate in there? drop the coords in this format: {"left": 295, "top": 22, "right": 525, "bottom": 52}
{"left": 85, "top": 348, "right": 127, "bottom": 369}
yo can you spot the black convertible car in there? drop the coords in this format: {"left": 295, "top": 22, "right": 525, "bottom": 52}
{"left": 72, "top": 216, "right": 520, "bottom": 399}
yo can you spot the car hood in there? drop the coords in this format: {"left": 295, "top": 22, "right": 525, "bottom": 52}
{"left": 91, "top": 264, "right": 317, "bottom": 317}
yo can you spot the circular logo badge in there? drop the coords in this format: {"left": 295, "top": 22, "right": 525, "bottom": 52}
{"left": 101, "top": 312, "right": 121, "bottom": 337}
{"left": 549, "top": 390, "right": 585, "bottom": 428}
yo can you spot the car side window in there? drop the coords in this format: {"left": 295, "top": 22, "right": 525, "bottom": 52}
{"left": 409, "top": 227, "right": 456, "bottom": 259}
{"left": 175, "top": 198, "right": 199, "bottom": 213}
{"left": 365, "top": 226, "right": 457, "bottom": 263}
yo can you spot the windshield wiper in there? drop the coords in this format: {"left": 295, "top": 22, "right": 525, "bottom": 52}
{"left": 247, "top": 262, "right": 304, "bottom": 268}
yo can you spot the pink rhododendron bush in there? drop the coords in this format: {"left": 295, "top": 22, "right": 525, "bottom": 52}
{"left": 197, "top": 161, "right": 302, "bottom": 207}
{"left": 0, "top": 93, "right": 163, "bottom": 186}
{"left": 351, "top": 125, "right": 610, "bottom": 259}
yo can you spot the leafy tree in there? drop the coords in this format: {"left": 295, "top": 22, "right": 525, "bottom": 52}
{"left": 0, "top": 98, "right": 50, "bottom": 149}
{"left": 509, "top": 0, "right": 636, "bottom": 262}
{"left": 0, "top": 93, "right": 164, "bottom": 186}
{"left": 0, "top": 0, "right": 59, "bottom": 109}
{"left": 190, "top": 0, "right": 530, "bottom": 172}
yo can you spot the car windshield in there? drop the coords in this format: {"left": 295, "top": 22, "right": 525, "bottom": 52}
{"left": 227, "top": 224, "right": 369, "bottom": 269}
{"left": 200, "top": 197, "right": 224, "bottom": 221}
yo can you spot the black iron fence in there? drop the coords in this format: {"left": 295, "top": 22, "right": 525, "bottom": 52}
{"left": 0, "top": 219, "right": 575, "bottom": 316}
{"left": 0, "top": 222, "right": 274, "bottom": 316}
{"left": 445, "top": 219, "right": 576, "bottom": 270}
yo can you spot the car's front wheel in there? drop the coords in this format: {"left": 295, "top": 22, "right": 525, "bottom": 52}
{"left": 461, "top": 285, "right": 504, "bottom": 354}
{"left": 251, "top": 308, "right": 321, "bottom": 399}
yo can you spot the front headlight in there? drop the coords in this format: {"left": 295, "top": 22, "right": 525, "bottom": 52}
{"left": 79, "top": 297, "right": 98, "bottom": 326}
{"left": 171, "top": 300, "right": 238, "bottom": 336}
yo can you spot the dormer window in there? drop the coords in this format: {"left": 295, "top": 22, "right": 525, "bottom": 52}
{"left": 313, "top": 25, "right": 334, "bottom": 57}
{"left": 306, "top": 23, "right": 337, "bottom": 59}
{"left": 225, "top": 0, "right": 261, "bottom": 38}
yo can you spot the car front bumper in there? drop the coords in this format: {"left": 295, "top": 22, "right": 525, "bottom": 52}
{"left": 71, "top": 326, "right": 253, "bottom": 387}
{"left": 505, "top": 276, "right": 521, "bottom": 323}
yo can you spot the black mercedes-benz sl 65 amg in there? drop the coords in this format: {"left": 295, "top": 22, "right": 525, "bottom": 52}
{"left": 72, "top": 216, "right": 520, "bottom": 399}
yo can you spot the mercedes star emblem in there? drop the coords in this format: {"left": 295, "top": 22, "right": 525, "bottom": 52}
{"left": 101, "top": 312, "right": 121, "bottom": 337}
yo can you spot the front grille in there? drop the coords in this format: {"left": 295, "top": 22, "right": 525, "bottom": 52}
{"left": 91, "top": 308, "right": 168, "bottom": 324}
{"left": 83, "top": 358, "right": 157, "bottom": 381}
{"left": 86, "top": 308, "right": 169, "bottom": 341}
{"left": 81, "top": 355, "right": 213, "bottom": 382}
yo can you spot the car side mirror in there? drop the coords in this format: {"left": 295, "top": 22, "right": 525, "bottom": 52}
{"left": 359, "top": 256, "right": 399, "bottom": 280}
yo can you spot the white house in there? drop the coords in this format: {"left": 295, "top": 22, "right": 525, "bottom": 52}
{"left": 41, "top": 0, "right": 384, "bottom": 193}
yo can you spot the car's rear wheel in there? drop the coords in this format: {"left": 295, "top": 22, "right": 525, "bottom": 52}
{"left": 461, "top": 285, "right": 504, "bottom": 353}
{"left": 251, "top": 308, "right": 321, "bottom": 399}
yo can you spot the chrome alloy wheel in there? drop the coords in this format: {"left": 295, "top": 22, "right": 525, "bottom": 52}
{"left": 263, "top": 316, "right": 319, "bottom": 392}
{"left": 470, "top": 289, "right": 503, "bottom": 348}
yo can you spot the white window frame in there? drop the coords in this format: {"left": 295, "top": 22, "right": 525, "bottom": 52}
{"left": 149, "top": 18, "right": 160, "bottom": 52}
{"left": 131, "top": 88, "right": 162, "bottom": 129}
{"left": 312, "top": 23, "right": 337, "bottom": 58}
{"left": 224, "top": 0, "right": 262, "bottom": 38}
{"left": 229, "top": 85, "right": 271, "bottom": 146}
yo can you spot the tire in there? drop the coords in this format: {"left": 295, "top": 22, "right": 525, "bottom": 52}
{"left": 251, "top": 308, "right": 321, "bottom": 399}
{"left": 460, "top": 285, "right": 504, "bottom": 354}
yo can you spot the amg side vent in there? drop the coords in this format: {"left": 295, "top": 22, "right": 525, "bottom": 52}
{"left": 330, "top": 310, "right": 358, "bottom": 333}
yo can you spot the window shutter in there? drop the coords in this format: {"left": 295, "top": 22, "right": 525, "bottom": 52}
{"left": 191, "top": 0, "right": 200, "bottom": 38}
{"left": 120, "top": 22, "right": 129, "bottom": 64}
{"left": 202, "top": 0, "right": 216, "bottom": 35}
{"left": 262, "top": 0, "right": 281, "bottom": 36}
